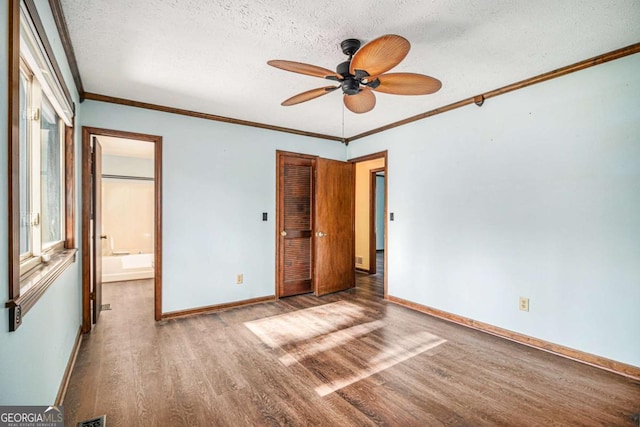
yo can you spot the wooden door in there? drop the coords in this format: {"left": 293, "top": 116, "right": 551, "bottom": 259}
{"left": 314, "top": 158, "right": 355, "bottom": 295}
{"left": 277, "top": 154, "right": 315, "bottom": 297}
{"left": 91, "top": 137, "right": 103, "bottom": 324}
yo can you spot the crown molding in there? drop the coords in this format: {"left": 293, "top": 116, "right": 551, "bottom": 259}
{"left": 346, "top": 42, "right": 640, "bottom": 143}
{"left": 83, "top": 92, "right": 343, "bottom": 142}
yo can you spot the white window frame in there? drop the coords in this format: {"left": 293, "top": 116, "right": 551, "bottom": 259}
{"left": 20, "top": 5, "right": 73, "bottom": 125}
{"left": 18, "top": 15, "right": 68, "bottom": 280}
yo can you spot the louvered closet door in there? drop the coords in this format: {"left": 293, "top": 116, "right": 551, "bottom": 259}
{"left": 278, "top": 154, "right": 315, "bottom": 297}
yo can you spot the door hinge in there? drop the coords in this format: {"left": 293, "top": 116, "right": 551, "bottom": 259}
{"left": 90, "top": 291, "right": 95, "bottom": 300}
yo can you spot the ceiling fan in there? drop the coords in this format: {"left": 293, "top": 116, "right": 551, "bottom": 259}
{"left": 267, "top": 34, "right": 442, "bottom": 114}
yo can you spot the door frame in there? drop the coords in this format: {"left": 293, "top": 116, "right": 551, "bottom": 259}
{"left": 369, "top": 168, "right": 385, "bottom": 274}
{"left": 81, "top": 127, "right": 163, "bottom": 333}
{"left": 349, "top": 151, "right": 388, "bottom": 298}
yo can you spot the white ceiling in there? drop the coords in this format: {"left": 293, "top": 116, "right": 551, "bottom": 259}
{"left": 60, "top": 0, "right": 640, "bottom": 139}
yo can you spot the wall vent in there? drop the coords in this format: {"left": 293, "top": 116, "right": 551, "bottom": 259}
{"left": 78, "top": 415, "right": 106, "bottom": 427}
{"left": 356, "top": 256, "right": 363, "bottom": 265}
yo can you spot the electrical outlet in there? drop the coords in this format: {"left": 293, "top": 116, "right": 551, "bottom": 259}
{"left": 236, "top": 274, "right": 243, "bottom": 285}
{"left": 519, "top": 297, "right": 529, "bottom": 312}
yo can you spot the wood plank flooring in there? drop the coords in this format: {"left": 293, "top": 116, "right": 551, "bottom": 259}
{"left": 64, "top": 253, "right": 640, "bottom": 426}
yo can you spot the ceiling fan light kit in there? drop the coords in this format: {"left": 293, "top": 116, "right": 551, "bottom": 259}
{"left": 268, "top": 34, "right": 442, "bottom": 114}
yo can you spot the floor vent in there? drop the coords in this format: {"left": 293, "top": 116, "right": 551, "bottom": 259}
{"left": 78, "top": 415, "right": 106, "bottom": 427}
{"left": 101, "top": 304, "right": 111, "bottom": 311}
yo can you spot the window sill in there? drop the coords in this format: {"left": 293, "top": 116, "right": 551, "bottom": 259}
{"left": 5, "top": 248, "right": 77, "bottom": 331}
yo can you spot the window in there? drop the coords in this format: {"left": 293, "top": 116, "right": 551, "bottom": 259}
{"left": 6, "top": 0, "right": 76, "bottom": 331}
{"left": 18, "top": 62, "right": 66, "bottom": 282}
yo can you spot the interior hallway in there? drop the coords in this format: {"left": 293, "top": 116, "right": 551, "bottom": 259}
{"left": 63, "top": 253, "right": 639, "bottom": 426}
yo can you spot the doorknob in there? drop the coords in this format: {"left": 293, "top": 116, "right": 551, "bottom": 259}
{"left": 280, "top": 230, "right": 287, "bottom": 236}
{"left": 315, "top": 231, "right": 326, "bottom": 238}
{"left": 100, "top": 235, "right": 108, "bottom": 240}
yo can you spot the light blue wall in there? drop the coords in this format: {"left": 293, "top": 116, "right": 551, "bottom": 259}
{"left": 348, "top": 53, "right": 640, "bottom": 367}
{"left": 80, "top": 101, "right": 346, "bottom": 313}
{"left": 0, "top": 2, "right": 83, "bottom": 404}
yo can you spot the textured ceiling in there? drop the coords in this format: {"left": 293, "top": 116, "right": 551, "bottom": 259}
{"left": 60, "top": 0, "right": 640, "bottom": 138}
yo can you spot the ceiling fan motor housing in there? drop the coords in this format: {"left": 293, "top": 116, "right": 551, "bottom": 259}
{"left": 336, "top": 60, "right": 360, "bottom": 95}
{"left": 336, "top": 60, "right": 351, "bottom": 77}
{"left": 342, "top": 77, "right": 360, "bottom": 95}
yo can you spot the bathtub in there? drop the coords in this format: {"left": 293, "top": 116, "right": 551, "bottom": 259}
{"left": 102, "top": 253, "right": 155, "bottom": 283}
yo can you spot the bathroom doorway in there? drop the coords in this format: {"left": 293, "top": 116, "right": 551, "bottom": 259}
{"left": 100, "top": 136, "right": 155, "bottom": 280}
{"left": 350, "top": 151, "right": 387, "bottom": 296}
{"left": 81, "top": 127, "right": 163, "bottom": 333}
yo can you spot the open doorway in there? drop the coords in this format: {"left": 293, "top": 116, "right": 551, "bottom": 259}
{"left": 81, "top": 127, "right": 162, "bottom": 333}
{"left": 351, "top": 151, "right": 387, "bottom": 297}
{"left": 370, "top": 169, "right": 385, "bottom": 274}
{"left": 374, "top": 170, "right": 385, "bottom": 261}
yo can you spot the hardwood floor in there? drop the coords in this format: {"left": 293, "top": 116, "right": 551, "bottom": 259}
{"left": 64, "top": 254, "right": 640, "bottom": 426}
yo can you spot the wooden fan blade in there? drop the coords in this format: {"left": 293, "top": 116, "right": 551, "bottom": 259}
{"left": 374, "top": 73, "right": 442, "bottom": 95}
{"left": 268, "top": 60, "right": 341, "bottom": 80}
{"left": 282, "top": 86, "right": 339, "bottom": 106}
{"left": 350, "top": 35, "right": 410, "bottom": 78}
{"left": 343, "top": 90, "right": 376, "bottom": 114}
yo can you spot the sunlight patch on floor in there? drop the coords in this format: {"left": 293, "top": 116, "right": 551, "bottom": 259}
{"left": 279, "top": 320, "right": 385, "bottom": 366}
{"left": 244, "top": 301, "right": 369, "bottom": 348}
{"left": 245, "top": 300, "right": 446, "bottom": 396}
{"left": 314, "top": 333, "right": 446, "bottom": 396}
